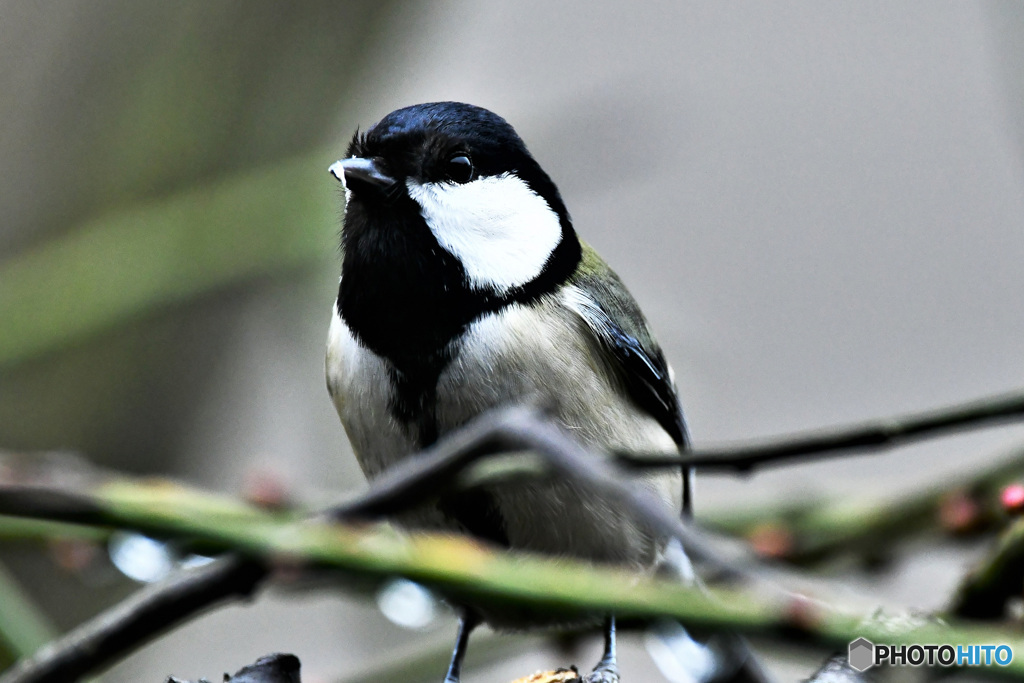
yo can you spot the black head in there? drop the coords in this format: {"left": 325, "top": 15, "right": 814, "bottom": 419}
{"left": 338, "top": 101, "right": 571, "bottom": 224}
{"left": 329, "top": 103, "right": 585, "bottom": 442}
{"left": 332, "top": 100, "right": 582, "bottom": 307}
{"left": 333, "top": 103, "right": 581, "bottom": 292}
{"left": 330, "top": 103, "right": 583, "bottom": 428}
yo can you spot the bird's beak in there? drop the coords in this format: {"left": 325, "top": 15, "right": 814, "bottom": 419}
{"left": 328, "top": 157, "right": 396, "bottom": 189}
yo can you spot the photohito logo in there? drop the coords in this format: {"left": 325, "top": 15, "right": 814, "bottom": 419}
{"left": 848, "top": 638, "right": 1013, "bottom": 672}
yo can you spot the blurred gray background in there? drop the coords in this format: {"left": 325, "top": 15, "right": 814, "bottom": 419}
{"left": 2, "top": 2, "right": 1024, "bottom": 681}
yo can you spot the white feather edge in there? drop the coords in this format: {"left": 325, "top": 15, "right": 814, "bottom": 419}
{"left": 328, "top": 160, "right": 353, "bottom": 208}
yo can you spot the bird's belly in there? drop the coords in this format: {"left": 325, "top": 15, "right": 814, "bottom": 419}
{"left": 436, "top": 303, "right": 681, "bottom": 567}
{"left": 326, "top": 303, "right": 680, "bottom": 569}
{"left": 436, "top": 303, "right": 678, "bottom": 454}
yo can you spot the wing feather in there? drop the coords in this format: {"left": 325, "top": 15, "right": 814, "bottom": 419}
{"left": 565, "top": 244, "right": 688, "bottom": 447}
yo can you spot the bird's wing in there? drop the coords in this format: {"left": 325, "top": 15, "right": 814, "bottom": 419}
{"left": 565, "top": 243, "right": 689, "bottom": 447}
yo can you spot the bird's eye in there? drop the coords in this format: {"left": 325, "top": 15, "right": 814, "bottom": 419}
{"left": 446, "top": 155, "right": 474, "bottom": 184}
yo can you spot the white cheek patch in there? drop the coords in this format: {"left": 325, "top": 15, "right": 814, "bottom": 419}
{"left": 406, "top": 173, "right": 563, "bottom": 293}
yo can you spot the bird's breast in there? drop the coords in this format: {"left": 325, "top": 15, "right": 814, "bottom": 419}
{"left": 326, "top": 306, "right": 417, "bottom": 479}
{"left": 327, "top": 293, "right": 680, "bottom": 468}
{"left": 326, "top": 295, "right": 681, "bottom": 569}
{"left": 436, "top": 298, "right": 678, "bottom": 455}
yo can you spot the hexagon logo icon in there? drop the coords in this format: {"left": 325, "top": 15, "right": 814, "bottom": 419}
{"left": 848, "top": 638, "right": 875, "bottom": 672}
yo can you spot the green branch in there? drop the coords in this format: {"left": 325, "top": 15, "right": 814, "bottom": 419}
{"left": 706, "top": 441, "right": 1024, "bottom": 564}
{"left": 2, "top": 479, "right": 1023, "bottom": 678}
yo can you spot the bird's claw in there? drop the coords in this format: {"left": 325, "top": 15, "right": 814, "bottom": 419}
{"left": 579, "top": 665, "right": 619, "bottom": 683}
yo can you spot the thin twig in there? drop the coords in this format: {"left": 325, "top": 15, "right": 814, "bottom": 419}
{"left": 0, "top": 555, "right": 266, "bottom": 683}
{"left": 618, "top": 390, "right": 1024, "bottom": 473}
{"left": 0, "top": 488, "right": 107, "bottom": 527}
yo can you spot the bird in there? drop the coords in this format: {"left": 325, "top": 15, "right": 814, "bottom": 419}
{"left": 325, "top": 101, "right": 690, "bottom": 683}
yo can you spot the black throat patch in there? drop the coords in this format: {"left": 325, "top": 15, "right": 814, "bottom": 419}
{"left": 337, "top": 194, "right": 581, "bottom": 447}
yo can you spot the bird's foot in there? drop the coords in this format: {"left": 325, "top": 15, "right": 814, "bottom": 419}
{"left": 580, "top": 663, "right": 619, "bottom": 683}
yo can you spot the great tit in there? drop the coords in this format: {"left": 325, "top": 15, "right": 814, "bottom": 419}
{"left": 326, "top": 102, "right": 689, "bottom": 683}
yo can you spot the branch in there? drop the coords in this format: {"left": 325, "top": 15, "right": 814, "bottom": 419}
{"left": 949, "top": 516, "right": 1024, "bottom": 620}
{"left": 0, "top": 556, "right": 266, "bottom": 683}
{"left": 0, "top": 412, "right": 764, "bottom": 683}
{"left": 706, "top": 440, "right": 1024, "bottom": 564}
{"left": 0, "top": 479, "right": 1023, "bottom": 677}
{"left": 329, "top": 406, "right": 758, "bottom": 583}
{"left": 169, "top": 652, "right": 301, "bottom": 683}
{"left": 617, "top": 389, "right": 1024, "bottom": 473}
{"left": 5, "top": 391, "right": 1024, "bottom": 682}
{"left": 0, "top": 469, "right": 275, "bottom": 683}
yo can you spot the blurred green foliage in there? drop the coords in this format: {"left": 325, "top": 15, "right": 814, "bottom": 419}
{"left": 0, "top": 561, "right": 56, "bottom": 669}
{"left": 0, "top": 2, "right": 402, "bottom": 458}
{"left": 0, "top": 1, "right": 398, "bottom": 655}
{"left": 0, "top": 152, "right": 336, "bottom": 368}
